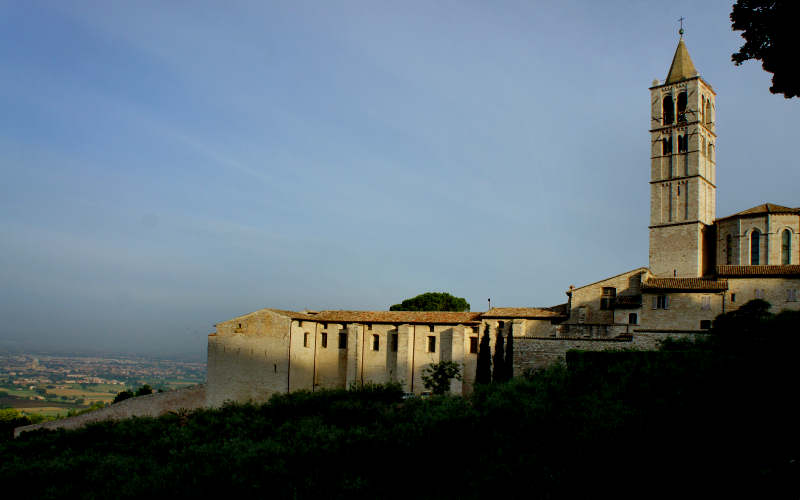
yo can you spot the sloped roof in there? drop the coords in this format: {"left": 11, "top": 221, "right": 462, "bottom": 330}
{"left": 717, "top": 203, "right": 800, "bottom": 222}
{"left": 482, "top": 307, "right": 567, "bottom": 319}
{"left": 665, "top": 38, "right": 698, "bottom": 84}
{"left": 567, "top": 267, "right": 649, "bottom": 293}
{"left": 642, "top": 278, "right": 728, "bottom": 292}
{"left": 717, "top": 265, "right": 800, "bottom": 277}
{"left": 266, "top": 309, "right": 482, "bottom": 324}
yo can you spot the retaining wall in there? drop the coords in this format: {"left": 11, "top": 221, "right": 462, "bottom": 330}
{"left": 14, "top": 384, "right": 206, "bottom": 437}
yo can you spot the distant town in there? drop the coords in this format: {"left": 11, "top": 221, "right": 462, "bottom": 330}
{"left": 0, "top": 352, "right": 206, "bottom": 418}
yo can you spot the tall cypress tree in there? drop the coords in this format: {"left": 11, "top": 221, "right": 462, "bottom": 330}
{"left": 492, "top": 330, "right": 505, "bottom": 383}
{"left": 475, "top": 325, "right": 491, "bottom": 385}
{"left": 505, "top": 325, "right": 514, "bottom": 381}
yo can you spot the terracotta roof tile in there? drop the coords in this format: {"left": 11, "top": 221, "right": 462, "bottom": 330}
{"left": 716, "top": 265, "right": 800, "bottom": 277}
{"left": 641, "top": 278, "right": 728, "bottom": 292}
{"left": 267, "top": 309, "right": 482, "bottom": 324}
{"left": 717, "top": 203, "right": 800, "bottom": 222}
{"left": 482, "top": 307, "right": 567, "bottom": 319}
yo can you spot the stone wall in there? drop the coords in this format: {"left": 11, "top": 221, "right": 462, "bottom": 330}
{"left": 513, "top": 332, "right": 703, "bottom": 374}
{"left": 207, "top": 309, "right": 292, "bottom": 407}
{"left": 717, "top": 214, "right": 799, "bottom": 266}
{"left": 565, "top": 268, "right": 647, "bottom": 329}
{"left": 640, "top": 291, "right": 723, "bottom": 331}
{"left": 727, "top": 277, "right": 800, "bottom": 312}
{"left": 14, "top": 384, "right": 206, "bottom": 437}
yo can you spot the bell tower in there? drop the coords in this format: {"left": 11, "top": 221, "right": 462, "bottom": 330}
{"left": 648, "top": 30, "right": 717, "bottom": 277}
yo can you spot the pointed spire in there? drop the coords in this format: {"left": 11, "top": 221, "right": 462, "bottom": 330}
{"left": 665, "top": 37, "right": 698, "bottom": 84}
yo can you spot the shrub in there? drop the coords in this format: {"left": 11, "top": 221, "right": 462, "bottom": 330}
{"left": 421, "top": 361, "right": 462, "bottom": 395}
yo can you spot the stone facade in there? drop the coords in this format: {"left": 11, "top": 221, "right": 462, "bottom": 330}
{"left": 206, "top": 309, "right": 565, "bottom": 405}
{"left": 200, "top": 36, "right": 800, "bottom": 407}
{"left": 513, "top": 332, "right": 701, "bottom": 375}
{"left": 17, "top": 35, "right": 800, "bottom": 438}
{"left": 648, "top": 38, "right": 717, "bottom": 278}
{"left": 563, "top": 267, "right": 647, "bottom": 337}
{"left": 716, "top": 209, "right": 799, "bottom": 266}
{"left": 725, "top": 275, "right": 800, "bottom": 312}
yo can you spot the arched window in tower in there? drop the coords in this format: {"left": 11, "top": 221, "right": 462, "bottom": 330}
{"left": 782, "top": 229, "right": 792, "bottom": 265}
{"left": 701, "top": 96, "right": 706, "bottom": 123}
{"left": 684, "top": 181, "right": 689, "bottom": 219}
{"left": 751, "top": 230, "right": 761, "bottom": 265}
{"left": 685, "top": 147, "right": 689, "bottom": 176}
{"left": 668, "top": 184, "right": 673, "bottom": 222}
{"left": 663, "top": 137, "right": 673, "bottom": 178}
{"left": 677, "top": 91, "right": 688, "bottom": 123}
{"left": 678, "top": 134, "right": 689, "bottom": 153}
{"left": 705, "top": 100, "right": 712, "bottom": 125}
{"left": 677, "top": 134, "right": 688, "bottom": 175}
{"left": 663, "top": 95, "right": 674, "bottom": 125}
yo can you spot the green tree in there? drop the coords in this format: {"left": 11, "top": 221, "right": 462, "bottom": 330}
{"left": 475, "top": 325, "right": 492, "bottom": 385}
{"left": 389, "top": 292, "right": 470, "bottom": 311}
{"left": 112, "top": 389, "right": 134, "bottom": 404}
{"left": 492, "top": 331, "right": 506, "bottom": 383}
{"left": 135, "top": 384, "right": 154, "bottom": 397}
{"left": 731, "top": 0, "right": 798, "bottom": 98}
{"left": 421, "top": 361, "right": 463, "bottom": 395}
{"left": 711, "top": 298, "right": 772, "bottom": 350}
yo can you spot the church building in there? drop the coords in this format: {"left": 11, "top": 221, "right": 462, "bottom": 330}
{"left": 205, "top": 35, "right": 800, "bottom": 407}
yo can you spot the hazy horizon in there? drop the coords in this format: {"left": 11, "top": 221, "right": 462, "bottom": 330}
{"left": 1, "top": 1, "right": 797, "bottom": 360}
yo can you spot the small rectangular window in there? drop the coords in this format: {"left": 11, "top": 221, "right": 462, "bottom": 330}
{"left": 700, "top": 320, "right": 712, "bottom": 330}
{"left": 469, "top": 337, "right": 478, "bottom": 354}
{"left": 321, "top": 332, "right": 327, "bottom": 348}
{"left": 600, "top": 287, "right": 617, "bottom": 310}
{"left": 755, "top": 289, "right": 765, "bottom": 299}
{"left": 391, "top": 333, "right": 398, "bottom": 352}
{"left": 628, "top": 313, "right": 638, "bottom": 325}
{"left": 655, "top": 295, "right": 669, "bottom": 309}
{"left": 298, "top": 321, "right": 303, "bottom": 327}
{"left": 731, "top": 293, "right": 736, "bottom": 303}
{"left": 303, "top": 332, "right": 309, "bottom": 347}
{"left": 367, "top": 323, "right": 373, "bottom": 331}
{"left": 471, "top": 326, "right": 479, "bottom": 333}
{"left": 338, "top": 332, "right": 347, "bottom": 349}
{"left": 701, "top": 296, "right": 711, "bottom": 311}
{"left": 787, "top": 289, "right": 798, "bottom": 302}
{"left": 427, "top": 336, "right": 436, "bottom": 353}
{"left": 372, "top": 334, "right": 380, "bottom": 351}
{"left": 322, "top": 322, "right": 328, "bottom": 329}
{"left": 428, "top": 324, "right": 434, "bottom": 333}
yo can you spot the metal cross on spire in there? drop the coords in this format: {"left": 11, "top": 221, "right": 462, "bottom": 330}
{"left": 678, "top": 16, "right": 685, "bottom": 37}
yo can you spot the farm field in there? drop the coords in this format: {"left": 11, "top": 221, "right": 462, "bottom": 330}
{"left": 1, "top": 352, "right": 206, "bottom": 418}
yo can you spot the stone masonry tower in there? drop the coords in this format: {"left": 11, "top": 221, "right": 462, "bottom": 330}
{"left": 648, "top": 33, "right": 716, "bottom": 277}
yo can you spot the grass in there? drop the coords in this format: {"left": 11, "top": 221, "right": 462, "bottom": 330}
{"left": 0, "top": 387, "right": 39, "bottom": 398}
{"left": 14, "top": 407, "right": 69, "bottom": 418}
{"left": 0, "top": 383, "right": 115, "bottom": 418}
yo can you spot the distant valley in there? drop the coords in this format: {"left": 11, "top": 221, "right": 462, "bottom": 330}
{"left": 0, "top": 352, "right": 205, "bottom": 418}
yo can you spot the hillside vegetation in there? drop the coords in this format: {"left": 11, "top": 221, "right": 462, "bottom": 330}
{"left": 1, "top": 300, "right": 797, "bottom": 498}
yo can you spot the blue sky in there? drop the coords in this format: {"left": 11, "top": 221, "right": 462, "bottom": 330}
{"left": 0, "top": 1, "right": 796, "bottom": 359}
